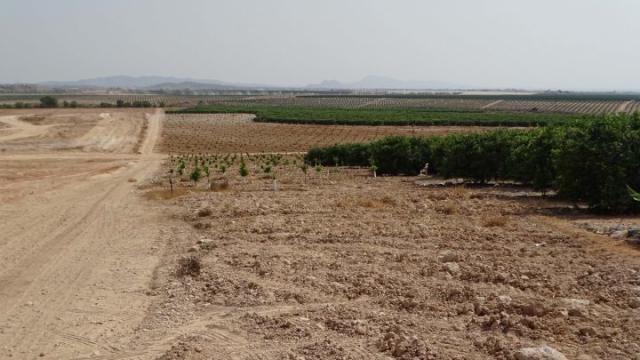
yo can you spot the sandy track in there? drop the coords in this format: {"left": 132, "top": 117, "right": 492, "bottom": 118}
{"left": 482, "top": 99, "right": 504, "bottom": 109}
{"left": 0, "top": 115, "right": 53, "bottom": 142}
{"left": 617, "top": 100, "right": 633, "bottom": 113}
{"left": 0, "top": 109, "right": 166, "bottom": 359}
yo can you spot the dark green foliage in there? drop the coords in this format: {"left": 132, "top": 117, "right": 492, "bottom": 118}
{"left": 239, "top": 159, "right": 249, "bottom": 177}
{"left": 305, "top": 143, "right": 371, "bottom": 167}
{"left": 63, "top": 100, "right": 79, "bottom": 108}
{"left": 190, "top": 167, "right": 202, "bottom": 183}
{"left": 552, "top": 114, "right": 640, "bottom": 212}
{"left": 628, "top": 185, "right": 640, "bottom": 202}
{"left": 368, "top": 137, "right": 433, "bottom": 175}
{"left": 305, "top": 113, "right": 640, "bottom": 213}
{"left": 39, "top": 96, "right": 58, "bottom": 108}
{"left": 432, "top": 130, "right": 522, "bottom": 183}
{"left": 132, "top": 100, "right": 153, "bottom": 108}
{"left": 114, "top": 99, "right": 153, "bottom": 108}
{"left": 507, "top": 127, "right": 557, "bottom": 191}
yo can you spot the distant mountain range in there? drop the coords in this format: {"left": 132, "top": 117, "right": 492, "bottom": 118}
{"left": 35, "top": 75, "right": 466, "bottom": 91}
{"left": 41, "top": 76, "right": 275, "bottom": 90}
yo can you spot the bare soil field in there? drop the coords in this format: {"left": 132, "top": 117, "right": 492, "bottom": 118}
{"left": 139, "top": 161, "right": 640, "bottom": 360}
{"left": 159, "top": 114, "right": 489, "bottom": 153}
{"left": 0, "top": 109, "right": 148, "bottom": 154}
{"left": 1, "top": 108, "right": 639, "bottom": 360}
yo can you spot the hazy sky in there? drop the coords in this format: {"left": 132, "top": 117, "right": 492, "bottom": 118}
{"left": 1, "top": 0, "right": 639, "bottom": 90}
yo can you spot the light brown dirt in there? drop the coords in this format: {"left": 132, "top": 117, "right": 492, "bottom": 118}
{"left": 0, "top": 109, "right": 147, "bottom": 154}
{"left": 138, "top": 159, "right": 640, "bottom": 360}
{"left": 0, "top": 115, "right": 53, "bottom": 142}
{"left": 0, "top": 109, "right": 170, "bottom": 359}
{"left": 2, "top": 109, "right": 639, "bottom": 360}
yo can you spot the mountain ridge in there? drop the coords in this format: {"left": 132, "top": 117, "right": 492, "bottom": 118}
{"left": 36, "top": 75, "right": 466, "bottom": 90}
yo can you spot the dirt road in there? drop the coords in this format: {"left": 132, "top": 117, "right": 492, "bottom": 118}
{"left": 0, "top": 109, "right": 166, "bottom": 359}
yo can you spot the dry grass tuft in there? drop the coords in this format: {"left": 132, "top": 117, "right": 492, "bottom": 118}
{"left": 448, "top": 186, "right": 470, "bottom": 200}
{"left": 210, "top": 178, "right": 230, "bottom": 192}
{"left": 21, "top": 115, "right": 46, "bottom": 125}
{"left": 358, "top": 199, "right": 382, "bottom": 208}
{"left": 425, "top": 191, "right": 448, "bottom": 201}
{"left": 143, "top": 188, "right": 189, "bottom": 201}
{"left": 482, "top": 215, "right": 509, "bottom": 227}
{"left": 176, "top": 256, "right": 201, "bottom": 277}
{"left": 437, "top": 201, "right": 459, "bottom": 215}
{"left": 380, "top": 195, "right": 397, "bottom": 206}
{"left": 356, "top": 196, "right": 397, "bottom": 209}
{"left": 197, "top": 208, "right": 212, "bottom": 217}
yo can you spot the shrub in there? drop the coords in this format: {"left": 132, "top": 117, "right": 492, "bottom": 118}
{"left": 239, "top": 159, "right": 249, "bottom": 177}
{"left": 132, "top": 100, "right": 152, "bottom": 108}
{"left": 305, "top": 143, "right": 371, "bottom": 167}
{"left": 197, "top": 208, "right": 212, "bottom": 217}
{"left": 176, "top": 256, "right": 201, "bottom": 277}
{"left": 552, "top": 114, "right": 640, "bottom": 212}
{"left": 433, "top": 130, "right": 526, "bottom": 183}
{"left": 190, "top": 167, "right": 201, "bottom": 183}
{"left": 507, "top": 127, "right": 557, "bottom": 191}
{"left": 39, "top": 96, "right": 58, "bottom": 108}
{"left": 369, "top": 137, "right": 433, "bottom": 175}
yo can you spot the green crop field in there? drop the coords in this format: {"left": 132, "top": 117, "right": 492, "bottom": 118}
{"left": 170, "top": 105, "right": 584, "bottom": 127}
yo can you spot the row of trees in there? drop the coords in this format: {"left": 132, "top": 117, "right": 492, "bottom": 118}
{"left": 0, "top": 97, "right": 164, "bottom": 109}
{"left": 306, "top": 113, "right": 640, "bottom": 212}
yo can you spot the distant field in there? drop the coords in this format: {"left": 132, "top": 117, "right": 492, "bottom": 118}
{"left": 159, "top": 113, "right": 489, "bottom": 153}
{"left": 170, "top": 105, "right": 585, "bottom": 126}
{"left": 203, "top": 95, "right": 640, "bottom": 114}
{"left": 0, "top": 94, "right": 252, "bottom": 107}
{"left": 3, "top": 94, "right": 640, "bottom": 115}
